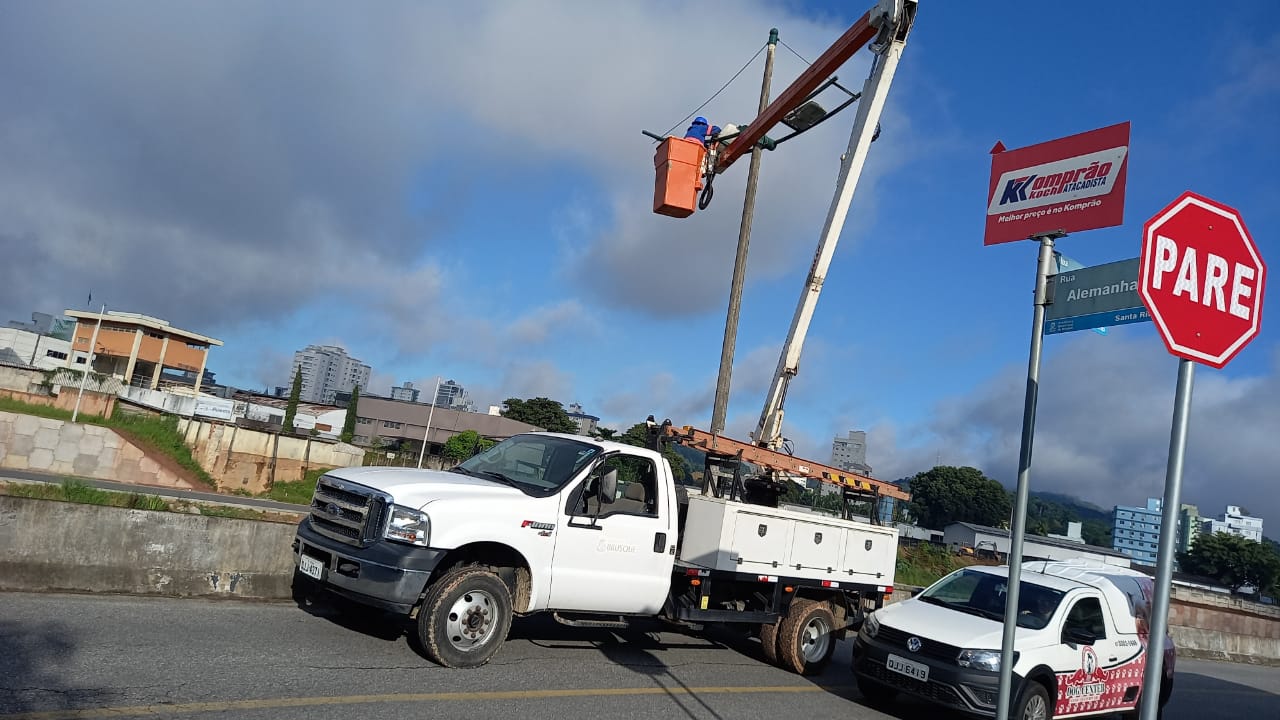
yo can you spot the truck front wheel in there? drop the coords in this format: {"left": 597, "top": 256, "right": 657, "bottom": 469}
{"left": 776, "top": 599, "right": 837, "bottom": 675}
{"left": 416, "top": 565, "right": 513, "bottom": 669}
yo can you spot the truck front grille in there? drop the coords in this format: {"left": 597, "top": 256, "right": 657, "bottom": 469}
{"left": 876, "top": 625, "right": 963, "bottom": 663}
{"left": 308, "top": 475, "right": 391, "bottom": 547}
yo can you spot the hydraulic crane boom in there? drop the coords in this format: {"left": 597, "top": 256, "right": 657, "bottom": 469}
{"left": 753, "top": 0, "right": 917, "bottom": 450}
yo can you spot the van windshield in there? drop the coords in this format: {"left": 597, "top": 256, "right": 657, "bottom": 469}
{"left": 918, "top": 568, "right": 1065, "bottom": 630}
{"left": 451, "top": 434, "right": 602, "bottom": 496}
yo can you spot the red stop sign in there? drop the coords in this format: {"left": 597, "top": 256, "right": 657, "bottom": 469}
{"left": 1139, "top": 191, "right": 1266, "bottom": 369}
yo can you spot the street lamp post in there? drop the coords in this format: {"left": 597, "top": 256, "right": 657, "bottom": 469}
{"left": 416, "top": 376, "right": 442, "bottom": 469}
{"left": 71, "top": 304, "right": 106, "bottom": 423}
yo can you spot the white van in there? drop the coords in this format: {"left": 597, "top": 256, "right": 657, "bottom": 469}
{"left": 851, "top": 559, "right": 1175, "bottom": 719}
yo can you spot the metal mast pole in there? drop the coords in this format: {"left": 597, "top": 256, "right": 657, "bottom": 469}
{"left": 711, "top": 28, "right": 778, "bottom": 444}
{"left": 995, "top": 231, "right": 1061, "bottom": 719}
{"left": 1140, "top": 358, "right": 1195, "bottom": 720}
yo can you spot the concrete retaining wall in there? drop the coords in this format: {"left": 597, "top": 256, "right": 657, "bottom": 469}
{"left": 178, "top": 418, "right": 363, "bottom": 493}
{"left": 0, "top": 387, "right": 116, "bottom": 418}
{"left": 0, "top": 411, "right": 195, "bottom": 489}
{"left": 1168, "top": 585, "right": 1280, "bottom": 664}
{"left": 0, "top": 495, "right": 298, "bottom": 599}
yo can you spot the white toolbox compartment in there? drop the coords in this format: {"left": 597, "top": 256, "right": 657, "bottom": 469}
{"left": 679, "top": 493, "right": 897, "bottom": 586}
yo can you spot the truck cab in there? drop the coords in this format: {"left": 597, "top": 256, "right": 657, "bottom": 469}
{"left": 852, "top": 560, "right": 1175, "bottom": 719}
{"left": 293, "top": 432, "right": 679, "bottom": 665}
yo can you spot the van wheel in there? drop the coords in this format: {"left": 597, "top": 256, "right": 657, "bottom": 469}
{"left": 1120, "top": 679, "right": 1170, "bottom": 720}
{"left": 1013, "top": 680, "right": 1052, "bottom": 720}
{"left": 776, "top": 599, "right": 837, "bottom": 675}
{"left": 416, "top": 565, "right": 513, "bottom": 668}
{"left": 759, "top": 622, "right": 780, "bottom": 664}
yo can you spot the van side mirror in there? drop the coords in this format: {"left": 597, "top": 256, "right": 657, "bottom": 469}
{"left": 1063, "top": 626, "right": 1096, "bottom": 647}
{"left": 597, "top": 469, "right": 617, "bottom": 505}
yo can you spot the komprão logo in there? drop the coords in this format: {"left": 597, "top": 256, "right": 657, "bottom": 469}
{"left": 988, "top": 146, "right": 1128, "bottom": 215}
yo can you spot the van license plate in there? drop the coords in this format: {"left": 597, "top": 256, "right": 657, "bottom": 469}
{"left": 299, "top": 554, "right": 325, "bottom": 580}
{"left": 886, "top": 653, "right": 929, "bottom": 682}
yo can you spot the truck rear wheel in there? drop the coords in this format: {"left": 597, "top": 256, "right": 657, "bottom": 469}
{"left": 416, "top": 565, "right": 513, "bottom": 669}
{"left": 758, "top": 622, "right": 780, "bottom": 664}
{"left": 776, "top": 599, "right": 837, "bottom": 675}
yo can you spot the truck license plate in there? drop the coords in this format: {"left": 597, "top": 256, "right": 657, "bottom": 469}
{"left": 886, "top": 653, "right": 929, "bottom": 682}
{"left": 299, "top": 553, "right": 325, "bottom": 580}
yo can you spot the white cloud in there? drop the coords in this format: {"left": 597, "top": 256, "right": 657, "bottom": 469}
{"left": 0, "top": 0, "right": 914, "bottom": 344}
{"left": 868, "top": 334, "right": 1280, "bottom": 528}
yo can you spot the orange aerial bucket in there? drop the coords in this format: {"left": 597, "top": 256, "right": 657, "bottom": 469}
{"left": 653, "top": 137, "right": 706, "bottom": 217}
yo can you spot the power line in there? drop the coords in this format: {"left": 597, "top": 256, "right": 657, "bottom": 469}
{"left": 659, "top": 43, "right": 767, "bottom": 139}
{"left": 778, "top": 38, "right": 812, "bottom": 66}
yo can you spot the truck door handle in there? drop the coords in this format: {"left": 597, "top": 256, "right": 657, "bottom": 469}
{"left": 654, "top": 532, "right": 666, "bottom": 553}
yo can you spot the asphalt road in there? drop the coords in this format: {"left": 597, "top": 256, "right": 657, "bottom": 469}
{"left": 0, "top": 470, "right": 307, "bottom": 513}
{"left": 1, "top": 591, "right": 1275, "bottom": 720}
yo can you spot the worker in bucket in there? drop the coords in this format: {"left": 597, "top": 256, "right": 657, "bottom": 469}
{"left": 683, "top": 116, "right": 721, "bottom": 147}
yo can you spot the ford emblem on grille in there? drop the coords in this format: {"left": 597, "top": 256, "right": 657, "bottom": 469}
{"left": 325, "top": 502, "right": 340, "bottom": 516}
{"left": 907, "top": 637, "right": 922, "bottom": 653}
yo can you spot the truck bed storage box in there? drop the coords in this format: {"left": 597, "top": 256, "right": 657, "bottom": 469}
{"left": 652, "top": 137, "right": 706, "bottom": 217}
{"left": 679, "top": 494, "right": 897, "bottom": 586}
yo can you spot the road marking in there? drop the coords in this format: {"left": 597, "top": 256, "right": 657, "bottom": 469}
{"left": 1, "top": 684, "right": 853, "bottom": 720}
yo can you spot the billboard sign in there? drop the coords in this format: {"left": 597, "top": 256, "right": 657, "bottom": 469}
{"left": 193, "top": 396, "right": 235, "bottom": 421}
{"left": 985, "top": 122, "right": 1130, "bottom": 245}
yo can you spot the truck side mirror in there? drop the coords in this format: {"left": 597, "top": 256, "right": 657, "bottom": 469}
{"left": 597, "top": 469, "right": 617, "bottom": 506}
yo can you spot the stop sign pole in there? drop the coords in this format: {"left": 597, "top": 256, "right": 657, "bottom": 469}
{"left": 1137, "top": 191, "right": 1265, "bottom": 720}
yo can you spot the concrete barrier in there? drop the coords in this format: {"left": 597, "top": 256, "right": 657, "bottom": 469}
{"left": 0, "top": 495, "right": 299, "bottom": 600}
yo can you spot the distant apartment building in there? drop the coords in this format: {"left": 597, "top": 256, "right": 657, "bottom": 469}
{"left": 389, "top": 381, "right": 420, "bottom": 403}
{"left": 1112, "top": 497, "right": 1163, "bottom": 565}
{"left": 1177, "top": 504, "right": 1202, "bottom": 555}
{"left": 292, "top": 344, "right": 371, "bottom": 405}
{"left": 566, "top": 403, "right": 599, "bottom": 436}
{"left": 64, "top": 309, "right": 222, "bottom": 393}
{"left": 435, "top": 379, "right": 473, "bottom": 411}
{"left": 7, "top": 311, "right": 74, "bottom": 339}
{"left": 831, "top": 430, "right": 872, "bottom": 475}
{"left": 1203, "top": 505, "right": 1264, "bottom": 543}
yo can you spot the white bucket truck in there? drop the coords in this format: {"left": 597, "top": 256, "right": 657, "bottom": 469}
{"left": 292, "top": 430, "right": 899, "bottom": 672}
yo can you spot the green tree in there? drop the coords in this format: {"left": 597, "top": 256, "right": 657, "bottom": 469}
{"left": 906, "top": 466, "right": 1012, "bottom": 530}
{"left": 499, "top": 397, "right": 578, "bottom": 433}
{"left": 1178, "top": 532, "right": 1280, "bottom": 594}
{"left": 593, "top": 427, "right": 617, "bottom": 440}
{"left": 617, "top": 421, "right": 690, "bottom": 483}
{"left": 442, "top": 430, "right": 495, "bottom": 461}
{"left": 282, "top": 367, "right": 302, "bottom": 434}
{"left": 340, "top": 383, "right": 360, "bottom": 443}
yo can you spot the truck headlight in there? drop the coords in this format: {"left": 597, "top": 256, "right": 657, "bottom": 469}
{"left": 957, "top": 648, "right": 1017, "bottom": 672}
{"left": 863, "top": 611, "right": 880, "bottom": 638}
{"left": 385, "top": 505, "right": 430, "bottom": 546}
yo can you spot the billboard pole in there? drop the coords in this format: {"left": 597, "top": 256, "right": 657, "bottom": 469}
{"left": 995, "top": 230, "right": 1064, "bottom": 720}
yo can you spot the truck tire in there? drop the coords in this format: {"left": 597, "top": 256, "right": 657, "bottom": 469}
{"left": 1012, "top": 680, "right": 1052, "bottom": 720}
{"left": 416, "top": 565, "right": 513, "bottom": 669}
{"left": 776, "top": 599, "right": 837, "bottom": 675}
{"left": 758, "top": 622, "right": 780, "bottom": 665}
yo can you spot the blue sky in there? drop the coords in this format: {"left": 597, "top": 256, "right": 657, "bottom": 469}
{"left": 3, "top": 1, "right": 1278, "bottom": 525}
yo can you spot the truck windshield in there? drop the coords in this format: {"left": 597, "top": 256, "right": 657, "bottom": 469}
{"left": 450, "top": 434, "right": 602, "bottom": 496}
{"left": 918, "top": 568, "right": 1065, "bottom": 630}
